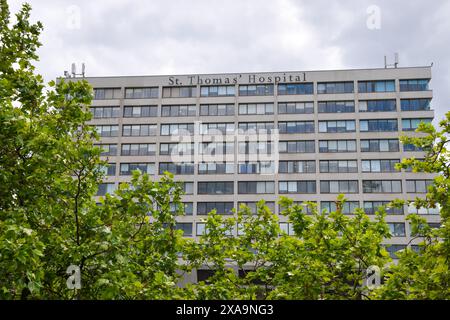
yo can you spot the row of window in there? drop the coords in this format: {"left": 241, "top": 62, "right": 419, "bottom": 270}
{"left": 93, "top": 79, "right": 430, "bottom": 100}
{"left": 90, "top": 98, "right": 432, "bottom": 118}
{"left": 97, "top": 139, "right": 422, "bottom": 157}
{"left": 98, "top": 179, "right": 433, "bottom": 195}
{"left": 94, "top": 181, "right": 439, "bottom": 218}
{"left": 168, "top": 201, "right": 440, "bottom": 217}
{"left": 158, "top": 201, "right": 440, "bottom": 217}
{"left": 151, "top": 222, "right": 433, "bottom": 238}
{"left": 101, "top": 159, "right": 408, "bottom": 175}
{"left": 94, "top": 118, "right": 432, "bottom": 137}
{"left": 149, "top": 221, "right": 439, "bottom": 238}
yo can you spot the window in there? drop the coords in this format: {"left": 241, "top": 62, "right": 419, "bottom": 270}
{"left": 95, "top": 125, "right": 118, "bottom": 137}
{"left": 279, "top": 140, "right": 315, "bottom": 153}
{"left": 407, "top": 202, "right": 440, "bottom": 215}
{"left": 201, "top": 85, "right": 235, "bottom": 97}
{"left": 100, "top": 163, "right": 116, "bottom": 176}
{"left": 93, "top": 88, "right": 121, "bottom": 100}
{"left": 182, "top": 182, "right": 194, "bottom": 195}
{"left": 159, "top": 162, "right": 194, "bottom": 175}
{"left": 403, "top": 143, "right": 423, "bottom": 152}
{"left": 278, "top": 121, "right": 314, "bottom": 134}
{"left": 168, "top": 202, "right": 193, "bottom": 216}
{"left": 388, "top": 223, "right": 406, "bottom": 237}
{"left": 404, "top": 158, "right": 425, "bottom": 172}
{"left": 239, "top": 202, "right": 275, "bottom": 215}
{"left": 406, "top": 180, "right": 433, "bottom": 193}
{"left": 359, "top": 119, "right": 398, "bottom": 132}
{"left": 319, "top": 160, "right": 357, "bottom": 173}
{"left": 278, "top": 83, "right": 314, "bottom": 95}
{"left": 121, "top": 144, "right": 156, "bottom": 156}
{"left": 320, "top": 181, "right": 359, "bottom": 193}
{"left": 321, "top": 201, "right": 359, "bottom": 214}
{"left": 279, "top": 202, "right": 314, "bottom": 216}
{"left": 278, "top": 161, "right": 316, "bottom": 173}
{"left": 238, "top": 122, "right": 274, "bottom": 134}
{"left": 278, "top": 181, "right": 316, "bottom": 194}
{"left": 386, "top": 245, "right": 407, "bottom": 258}
{"left": 95, "top": 144, "right": 117, "bottom": 156}
{"left": 161, "top": 105, "right": 196, "bottom": 117}
{"left": 399, "top": 79, "right": 430, "bottom": 91}
{"left": 279, "top": 223, "right": 296, "bottom": 236}
{"left": 238, "top": 181, "right": 275, "bottom": 194}
{"left": 160, "top": 143, "right": 194, "bottom": 156}
{"left": 364, "top": 201, "right": 403, "bottom": 215}
{"left": 361, "top": 139, "right": 399, "bottom": 152}
{"left": 96, "top": 183, "right": 116, "bottom": 196}
{"left": 120, "top": 163, "right": 155, "bottom": 175}
{"left": 160, "top": 123, "right": 194, "bottom": 136}
{"left": 197, "top": 202, "right": 234, "bottom": 215}
{"left": 359, "top": 100, "right": 396, "bottom": 112}
{"left": 198, "top": 162, "right": 234, "bottom": 174}
{"left": 198, "top": 182, "right": 234, "bottom": 195}
{"left": 318, "top": 101, "right": 354, "bottom": 113}
{"left": 200, "top": 142, "right": 234, "bottom": 155}
{"left": 400, "top": 99, "right": 431, "bottom": 111}
{"left": 162, "top": 86, "right": 196, "bottom": 98}
{"left": 358, "top": 80, "right": 395, "bottom": 93}
{"left": 318, "top": 120, "right": 356, "bottom": 133}
{"left": 196, "top": 223, "right": 207, "bottom": 236}
{"left": 402, "top": 118, "right": 432, "bottom": 131}
{"left": 410, "top": 222, "right": 441, "bottom": 237}
{"left": 317, "top": 81, "right": 354, "bottom": 94}
{"left": 200, "top": 123, "right": 234, "bottom": 135}
{"left": 361, "top": 159, "right": 400, "bottom": 172}
{"left": 239, "top": 103, "right": 274, "bottom": 115}
{"left": 319, "top": 140, "right": 356, "bottom": 153}
{"left": 239, "top": 84, "right": 274, "bottom": 96}
{"left": 238, "top": 142, "right": 272, "bottom": 155}
{"left": 124, "top": 87, "right": 158, "bottom": 99}
{"left": 362, "top": 180, "right": 402, "bottom": 193}
{"left": 200, "top": 104, "right": 235, "bottom": 116}
{"left": 90, "top": 106, "right": 120, "bottom": 118}
{"left": 175, "top": 223, "right": 193, "bottom": 237}
{"left": 238, "top": 161, "right": 275, "bottom": 174}
{"left": 278, "top": 102, "right": 314, "bottom": 114}
{"left": 122, "top": 124, "right": 157, "bottom": 136}
{"left": 123, "top": 106, "right": 157, "bottom": 117}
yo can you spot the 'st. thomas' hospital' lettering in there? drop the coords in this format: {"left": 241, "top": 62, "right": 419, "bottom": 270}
{"left": 168, "top": 72, "right": 307, "bottom": 86}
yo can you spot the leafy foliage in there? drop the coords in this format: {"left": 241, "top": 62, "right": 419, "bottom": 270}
{"left": 373, "top": 113, "right": 450, "bottom": 299}
{"left": 183, "top": 197, "right": 391, "bottom": 300}
{"left": 1, "top": 0, "right": 449, "bottom": 300}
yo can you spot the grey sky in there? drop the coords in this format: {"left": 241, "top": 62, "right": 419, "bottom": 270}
{"left": 9, "top": 0, "right": 450, "bottom": 122}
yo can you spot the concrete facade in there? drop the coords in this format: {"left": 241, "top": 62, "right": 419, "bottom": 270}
{"left": 84, "top": 66, "right": 438, "bottom": 262}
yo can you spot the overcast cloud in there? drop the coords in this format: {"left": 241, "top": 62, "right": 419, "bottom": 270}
{"left": 9, "top": 0, "right": 450, "bottom": 121}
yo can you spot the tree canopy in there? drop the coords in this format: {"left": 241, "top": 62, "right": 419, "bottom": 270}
{"left": 1, "top": 0, "right": 448, "bottom": 300}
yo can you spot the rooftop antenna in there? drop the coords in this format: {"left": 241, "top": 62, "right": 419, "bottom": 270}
{"left": 384, "top": 53, "right": 399, "bottom": 68}
{"left": 64, "top": 63, "right": 86, "bottom": 78}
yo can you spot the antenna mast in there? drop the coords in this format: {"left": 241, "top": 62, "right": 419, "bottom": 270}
{"left": 384, "top": 53, "right": 399, "bottom": 68}
{"left": 63, "top": 62, "right": 86, "bottom": 78}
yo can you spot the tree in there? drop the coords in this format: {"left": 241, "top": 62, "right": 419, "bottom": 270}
{"left": 373, "top": 112, "right": 450, "bottom": 299}
{"left": 184, "top": 196, "right": 391, "bottom": 300}
{"left": 3, "top": 0, "right": 449, "bottom": 300}
{"left": 0, "top": 0, "right": 187, "bottom": 299}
